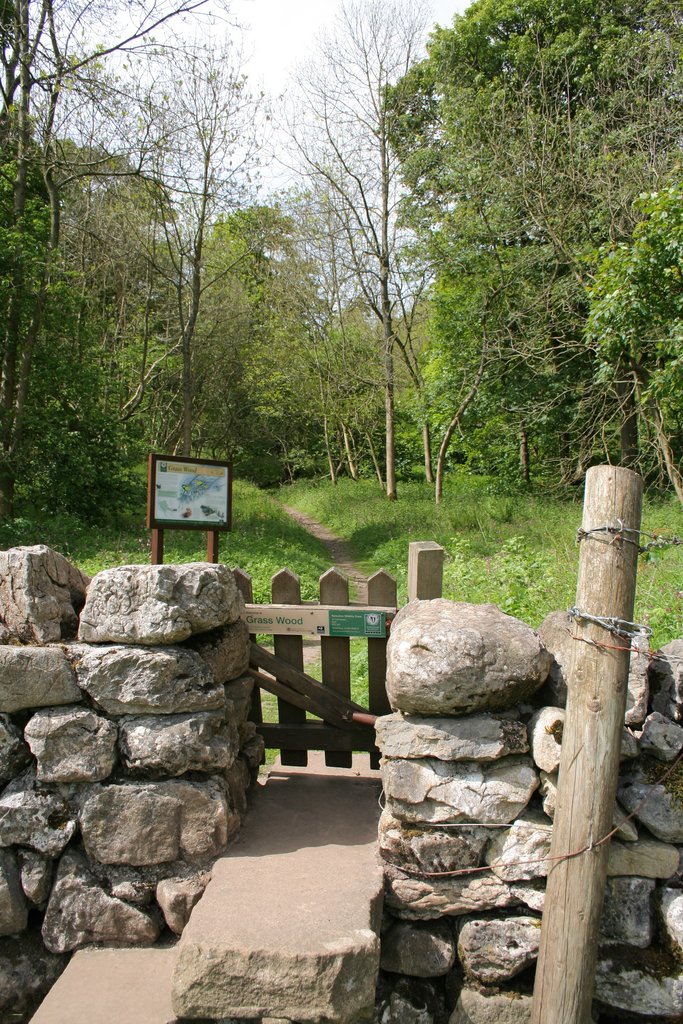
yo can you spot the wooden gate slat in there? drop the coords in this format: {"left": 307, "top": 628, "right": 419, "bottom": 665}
{"left": 257, "top": 722, "right": 377, "bottom": 752}
{"left": 367, "top": 569, "right": 395, "bottom": 769}
{"left": 272, "top": 569, "right": 307, "bottom": 767}
{"left": 232, "top": 568, "right": 262, "bottom": 727}
{"left": 320, "top": 568, "right": 352, "bottom": 768}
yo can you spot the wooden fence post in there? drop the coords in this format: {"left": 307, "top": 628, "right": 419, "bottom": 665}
{"left": 320, "top": 567, "right": 352, "bottom": 769}
{"left": 272, "top": 569, "right": 307, "bottom": 768}
{"left": 407, "top": 541, "right": 444, "bottom": 601}
{"left": 532, "top": 465, "right": 643, "bottom": 1024}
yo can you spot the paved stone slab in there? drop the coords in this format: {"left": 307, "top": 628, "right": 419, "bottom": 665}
{"left": 29, "top": 946, "right": 178, "bottom": 1024}
{"left": 172, "top": 766, "right": 384, "bottom": 1022}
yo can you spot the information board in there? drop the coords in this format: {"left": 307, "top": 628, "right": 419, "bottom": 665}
{"left": 147, "top": 453, "right": 232, "bottom": 531}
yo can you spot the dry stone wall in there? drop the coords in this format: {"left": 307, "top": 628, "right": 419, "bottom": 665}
{"left": 0, "top": 547, "right": 262, "bottom": 1022}
{"left": 375, "top": 600, "right": 683, "bottom": 1024}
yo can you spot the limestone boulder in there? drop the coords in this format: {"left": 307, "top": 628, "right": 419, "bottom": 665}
{"left": 380, "top": 918, "right": 456, "bottom": 977}
{"left": 376, "top": 975, "right": 446, "bottom": 1024}
{"left": 0, "top": 771, "right": 77, "bottom": 856}
{"left": 0, "top": 850, "right": 28, "bottom": 936}
{"left": 17, "top": 850, "right": 53, "bottom": 907}
{"left": 386, "top": 601, "right": 551, "bottom": 716}
{"left": 225, "top": 757, "right": 251, "bottom": 820}
{"left": 650, "top": 640, "right": 683, "bottom": 723}
{"left": 223, "top": 675, "right": 256, "bottom": 723}
{"left": 539, "top": 770, "right": 638, "bottom": 841}
{"left": 449, "top": 987, "right": 533, "bottom": 1024}
{"left": 382, "top": 756, "right": 539, "bottom": 825}
{"left": 42, "top": 850, "right": 160, "bottom": 954}
{"left": 383, "top": 861, "right": 531, "bottom": 920}
{"left": 0, "top": 545, "right": 89, "bottom": 643}
{"left": 640, "top": 712, "right": 683, "bottom": 762}
{"left": 68, "top": 642, "right": 223, "bottom": 715}
{"left": 600, "top": 877, "right": 655, "bottom": 947}
{"left": 240, "top": 733, "right": 265, "bottom": 775}
{"left": 24, "top": 706, "right": 117, "bottom": 782}
{"left": 485, "top": 811, "right": 553, "bottom": 882}
{"left": 185, "top": 619, "right": 250, "bottom": 684}
{"left": 659, "top": 888, "right": 683, "bottom": 959}
{"left": 0, "top": 645, "right": 80, "bottom": 713}
{"left": 378, "top": 809, "right": 488, "bottom": 875}
{"left": 80, "top": 778, "right": 238, "bottom": 866}
{"left": 618, "top": 771, "right": 683, "bottom": 843}
{"left": 78, "top": 562, "right": 243, "bottom": 645}
{"left": 536, "top": 609, "right": 573, "bottom": 707}
{"left": 595, "top": 953, "right": 683, "bottom": 1019}
{"left": 0, "top": 713, "right": 31, "bottom": 780}
{"left": 0, "top": 929, "right": 67, "bottom": 1024}
{"left": 527, "top": 707, "right": 564, "bottom": 773}
{"left": 457, "top": 915, "right": 541, "bottom": 983}
{"left": 118, "top": 712, "right": 236, "bottom": 776}
{"left": 607, "top": 838, "right": 680, "bottom": 879}
{"left": 376, "top": 712, "right": 528, "bottom": 762}
{"left": 156, "top": 874, "right": 209, "bottom": 935}
{"left": 625, "top": 629, "right": 651, "bottom": 726}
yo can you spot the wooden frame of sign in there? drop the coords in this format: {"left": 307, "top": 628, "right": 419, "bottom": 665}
{"left": 147, "top": 453, "right": 232, "bottom": 563}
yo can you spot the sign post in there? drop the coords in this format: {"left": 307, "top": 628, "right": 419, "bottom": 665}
{"left": 147, "top": 453, "right": 232, "bottom": 564}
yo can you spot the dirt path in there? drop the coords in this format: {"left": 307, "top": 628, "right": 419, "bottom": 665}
{"left": 282, "top": 505, "right": 368, "bottom": 604}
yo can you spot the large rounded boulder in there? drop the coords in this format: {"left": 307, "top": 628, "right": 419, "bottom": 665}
{"left": 386, "top": 600, "right": 551, "bottom": 716}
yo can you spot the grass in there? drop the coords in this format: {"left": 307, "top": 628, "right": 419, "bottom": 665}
{"left": 279, "top": 474, "right": 683, "bottom": 650}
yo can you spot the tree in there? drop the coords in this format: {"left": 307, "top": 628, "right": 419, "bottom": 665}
{"left": 0, "top": 0, "right": 211, "bottom": 516}
{"left": 284, "top": 0, "right": 431, "bottom": 499}
{"left": 390, "top": 0, "right": 683, "bottom": 494}
{"left": 588, "top": 184, "right": 683, "bottom": 504}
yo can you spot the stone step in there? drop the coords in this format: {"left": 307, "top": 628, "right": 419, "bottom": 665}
{"left": 29, "top": 946, "right": 178, "bottom": 1024}
{"left": 172, "top": 760, "right": 384, "bottom": 1023}
{"left": 30, "top": 757, "right": 383, "bottom": 1024}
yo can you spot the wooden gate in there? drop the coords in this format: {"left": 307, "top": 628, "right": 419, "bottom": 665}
{"left": 232, "top": 566, "right": 396, "bottom": 769}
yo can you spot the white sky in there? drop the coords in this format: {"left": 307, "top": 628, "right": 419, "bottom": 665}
{"left": 231, "top": 0, "right": 471, "bottom": 97}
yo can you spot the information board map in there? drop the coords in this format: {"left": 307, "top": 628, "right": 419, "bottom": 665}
{"left": 153, "top": 460, "right": 230, "bottom": 527}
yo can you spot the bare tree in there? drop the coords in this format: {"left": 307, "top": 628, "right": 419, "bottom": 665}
{"left": 283, "top": 0, "right": 431, "bottom": 499}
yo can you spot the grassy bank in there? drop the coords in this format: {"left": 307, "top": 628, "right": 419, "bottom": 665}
{"left": 280, "top": 475, "right": 683, "bottom": 649}
{"left": 0, "top": 481, "right": 331, "bottom": 604}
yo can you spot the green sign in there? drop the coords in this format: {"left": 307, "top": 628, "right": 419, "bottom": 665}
{"left": 328, "top": 609, "right": 387, "bottom": 638}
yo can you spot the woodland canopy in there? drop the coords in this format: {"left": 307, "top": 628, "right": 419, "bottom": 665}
{"left": 1, "top": 0, "right": 681, "bottom": 519}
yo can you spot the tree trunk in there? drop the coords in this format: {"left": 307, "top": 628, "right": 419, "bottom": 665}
{"left": 423, "top": 421, "right": 434, "bottom": 484}
{"left": 341, "top": 423, "right": 359, "bottom": 480}
{"left": 519, "top": 421, "right": 531, "bottom": 484}
{"left": 435, "top": 341, "right": 488, "bottom": 503}
{"left": 616, "top": 374, "right": 639, "bottom": 469}
{"left": 366, "top": 432, "right": 384, "bottom": 487}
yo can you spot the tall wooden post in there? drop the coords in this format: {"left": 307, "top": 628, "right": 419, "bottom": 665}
{"left": 532, "top": 466, "right": 643, "bottom": 1024}
{"left": 407, "top": 541, "right": 444, "bottom": 601}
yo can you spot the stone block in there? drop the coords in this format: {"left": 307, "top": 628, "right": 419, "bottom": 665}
{"left": 0, "top": 771, "right": 77, "bottom": 856}
{"left": 380, "top": 918, "right": 456, "bottom": 977}
{"left": 382, "top": 755, "right": 539, "bottom": 825}
{"left": 185, "top": 619, "right": 250, "bottom": 685}
{"left": 376, "top": 711, "right": 529, "bottom": 762}
{"left": 600, "top": 876, "right": 655, "bottom": 947}
{"left": 618, "top": 770, "right": 683, "bottom": 843}
{"left": 24, "top": 706, "right": 117, "bottom": 782}
{"left": 0, "top": 713, "right": 31, "bottom": 780}
{"left": 449, "top": 987, "right": 533, "bottom": 1024}
{"left": 80, "top": 778, "right": 237, "bottom": 866}
{"left": 118, "top": 712, "right": 236, "bottom": 776}
{"left": 386, "top": 601, "right": 550, "bottom": 716}
{"left": 485, "top": 810, "right": 553, "bottom": 881}
{"left": 383, "top": 861, "right": 530, "bottom": 920}
{"left": 378, "top": 809, "right": 488, "bottom": 875}
{"left": 156, "top": 874, "right": 210, "bottom": 935}
{"left": 640, "top": 712, "right": 683, "bottom": 762}
{"left": 0, "top": 849, "right": 28, "bottom": 936}
{"left": 457, "top": 915, "right": 541, "bottom": 983}
{"left": 659, "top": 888, "right": 683, "bottom": 959}
{"left": 68, "top": 642, "right": 223, "bottom": 715}
{"left": 607, "top": 838, "right": 680, "bottom": 879}
{"left": 650, "top": 639, "right": 683, "bottom": 723}
{"left": 595, "top": 953, "right": 683, "bottom": 1019}
{"left": 78, "top": 562, "right": 243, "bottom": 645}
{"left": 0, "top": 645, "right": 80, "bottom": 713}
{"left": 17, "top": 849, "right": 53, "bottom": 907}
{"left": 42, "top": 850, "right": 159, "bottom": 954}
{"left": 0, "top": 545, "right": 88, "bottom": 643}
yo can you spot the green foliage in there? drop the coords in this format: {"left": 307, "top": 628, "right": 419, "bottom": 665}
{"left": 282, "top": 476, "right": 683, "bottom": 647}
